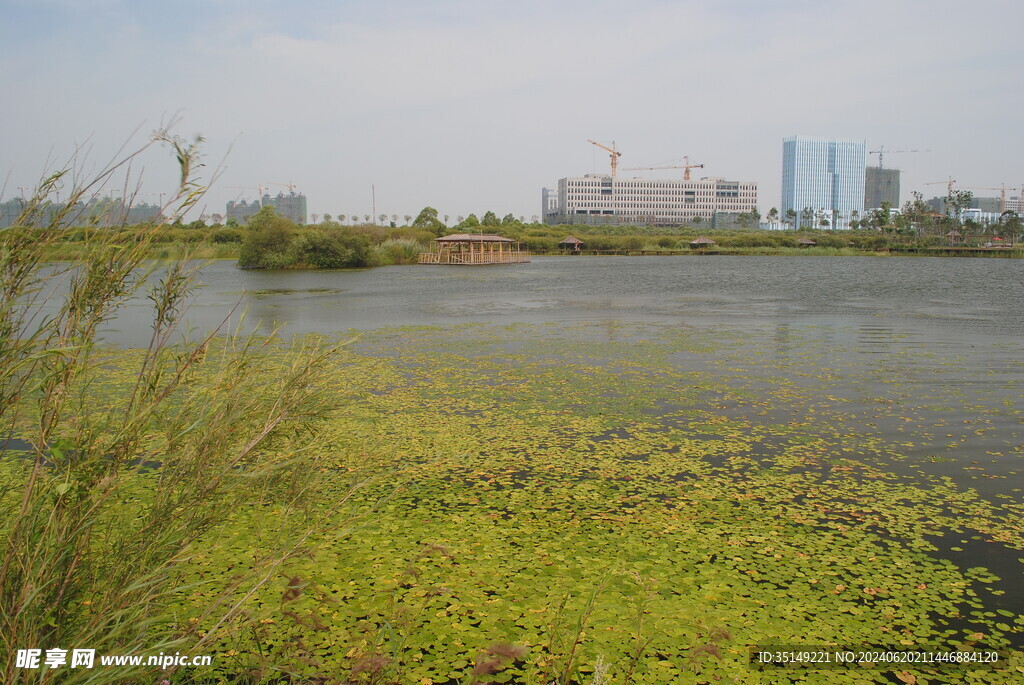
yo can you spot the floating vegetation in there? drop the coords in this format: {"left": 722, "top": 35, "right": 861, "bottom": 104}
{"left": 16, "top": 321, "right": 1020, "bottom": 683}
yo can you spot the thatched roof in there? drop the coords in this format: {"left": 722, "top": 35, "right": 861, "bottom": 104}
{"left": 689, "top": 236, "right": 717, "bottom": 246}
{"left": 797, "top": 238, "right": 817, "bottom": 246}
{"left": 435, "top": 234, "right": 514, "bottom": 243}
{"left": 559, "top": 236, "right": 584, "bottom": 245}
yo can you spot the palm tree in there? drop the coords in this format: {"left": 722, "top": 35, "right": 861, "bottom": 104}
{"left": 404, "top": 215, "right": 412, "bottom": 225}
{"left": 767, "top": 207, "right": 779, "bottom": 230}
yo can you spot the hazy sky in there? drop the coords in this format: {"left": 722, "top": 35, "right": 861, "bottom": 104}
{"left": 2, "top": 0, "right": 1022, "bottom": 223}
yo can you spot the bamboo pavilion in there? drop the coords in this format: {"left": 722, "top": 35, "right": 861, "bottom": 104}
{"left": 418, "top": 234, "right": 531, "bottom": 265}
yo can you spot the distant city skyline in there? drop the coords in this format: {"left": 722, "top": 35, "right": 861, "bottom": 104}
{"left": 2, "top": 1, "right": 1022, "bottom": 222}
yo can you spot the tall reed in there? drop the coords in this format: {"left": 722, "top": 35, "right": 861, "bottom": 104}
{"left": 0, "top": 128, "right": 347, "bottom": 683}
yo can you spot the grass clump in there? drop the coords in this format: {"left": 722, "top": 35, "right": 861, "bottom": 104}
{"left": 0, "top": 129, "right": 354, "bottom": 683}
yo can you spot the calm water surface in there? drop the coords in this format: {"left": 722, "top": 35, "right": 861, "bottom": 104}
{"left": 102, "top": 255, "right": 1024, "bottom": 345}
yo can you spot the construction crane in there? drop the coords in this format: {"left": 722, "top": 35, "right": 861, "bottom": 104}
{"left": 868, "top": 146, "right": 930, "bottom": 168}
{"left": 624, "top": 156, "right": 704, "bottom": 181}
{"left": 924, "top": 177, "right": 957, "bottom": 197}
{"left": 223, "top": 185, "right": 268, "bottom": 200}
{"left": 268, "top": 181, "right": 298, "bottom": 193}
{"left": 587, "top": 140, "right": 622, "bottom": 177}
{"left": 961, "top": 185, "right": 1021, "bottom": 214}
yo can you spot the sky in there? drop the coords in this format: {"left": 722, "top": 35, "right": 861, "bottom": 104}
{"left": 2, "top": 0, "right": 1023, "bottom": 223}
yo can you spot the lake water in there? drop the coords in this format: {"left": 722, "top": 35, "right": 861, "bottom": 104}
{"left": 20, "top": 255, "right": 1024, "bottom": 646}
{"left": 101, "top": 255, "right": 1024, "bottom": 346}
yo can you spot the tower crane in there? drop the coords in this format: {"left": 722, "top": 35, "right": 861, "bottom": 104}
{"left": 223, "top": 185, "right": 268, "bottom": 200}
{"left": 268, "top": 182, "right": 298, "bottom": 193}
{"left": 587, "top": 140, "right": 622, "bottom": 177}
{"left": 924, "top": 177, "right": 957, "bottom": 197}
{"left": 869, "top": 146, "right": 930, "bottom": 168}
{"left": 624, "top": 156, "right": 704, "bottom": 180}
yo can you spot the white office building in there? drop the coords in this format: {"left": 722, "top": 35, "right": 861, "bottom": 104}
{"left": 781, "top": 136, "right": 866, "bottom": 229}
{"left": 545, "top": 175, "right": 758, "bottom": 227}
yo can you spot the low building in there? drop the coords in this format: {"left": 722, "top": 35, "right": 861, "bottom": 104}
{"left": 545, "top": 175, "right": 758, "bottom": 227}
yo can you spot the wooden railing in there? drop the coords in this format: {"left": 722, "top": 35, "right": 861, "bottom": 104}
{"left": 418, "top": 251, "right": 531, "bottom": 264}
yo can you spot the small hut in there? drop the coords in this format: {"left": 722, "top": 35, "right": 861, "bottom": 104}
{"left": 945, "top": 229, "right": 963, "bottom": 245}
{"left": 559, "top": 236, "right": 584, "bottom": 254}
{"left": 419, "top": 234, "right": 531, "bottom": 265}
{"left": 797, "top": 237, "right": 817, "bottom": 247}
{"left": 689, "top": 236, "right": 717, "bottom": 249}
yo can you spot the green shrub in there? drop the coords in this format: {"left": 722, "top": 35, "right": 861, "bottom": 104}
{"left": 238, "top": 208, "right": 296, "bottom": 268}
{"left": 292, "top": 229, "right": 370, "bottom": 269}
{"left": 211, "top": 228, "right": 243, "bottom": 243}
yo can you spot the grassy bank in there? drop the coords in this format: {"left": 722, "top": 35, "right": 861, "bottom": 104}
{"left": 6, "top": 220, "right": 1020, "bottom": 268}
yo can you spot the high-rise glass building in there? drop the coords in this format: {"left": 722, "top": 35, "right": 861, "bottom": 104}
{"left": 781, "top": 136, "right": 866, "bottom": 229}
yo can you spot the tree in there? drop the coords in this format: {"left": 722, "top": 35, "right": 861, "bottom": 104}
{"left": 363, "top": 214, "right": 370, "bottom": 224}
{"left": 946, "top": 190, "right": 973, "bottom": 223}
{"left": 379, "top": 213, "right": 387, "bottom": 225}
{"left": 800, "top": 207, "right": 814, "bottom": 230}
{"left": 239, "top": 206, "right": 297, "bottom": 268}
{"left": 767, "top": 207, "right": 779, "bottom": 230}
{"left": 481, "top": 211, "right": 500, "bottom": 227}
{"left": 998, "top": 210, "right": 1021, "bottom": 246}
{"left": 462, "top": 214, "right": 479, "bottom": 228}
{"left": 412, "top": 206, "right": 446, "bottom": 236}
{"left": 323, "top": 213, "right": 332, "bottom": 223}
{"left": 784, "top": 208, "right": 797, "bottom": 229}
{"left": 501, "top": 213, "right": 518, "bottom": 226}
{"left": 311, "top": 213, "right": 320, "bottom": 224}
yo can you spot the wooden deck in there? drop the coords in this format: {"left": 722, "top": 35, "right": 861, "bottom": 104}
{"left": 418, "top": 251, "right": 531, "bottom": 265}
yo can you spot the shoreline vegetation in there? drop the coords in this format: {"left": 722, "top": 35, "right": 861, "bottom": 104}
{"left": 3, "top": 204, "right": 1021, "bottom": 269}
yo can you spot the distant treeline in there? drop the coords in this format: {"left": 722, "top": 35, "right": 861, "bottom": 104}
{"left": 4, "top": 203, "right": 1020, "bottom": 268}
